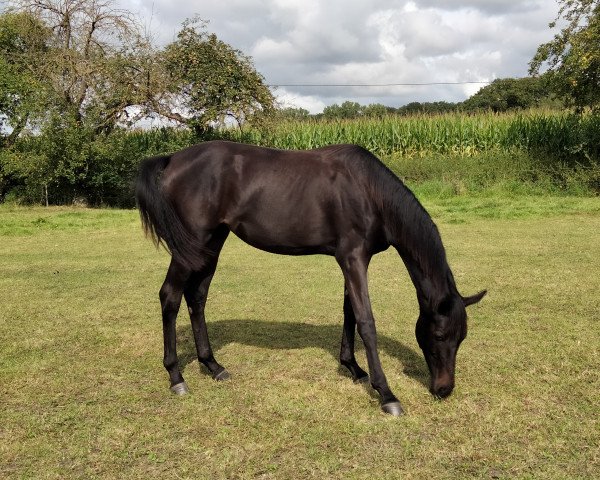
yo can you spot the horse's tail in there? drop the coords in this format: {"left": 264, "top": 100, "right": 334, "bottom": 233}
{"left": 135, "top": 155, "right": 210, "bottom": 269}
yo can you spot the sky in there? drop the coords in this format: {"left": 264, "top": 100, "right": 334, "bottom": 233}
{"left": 120, "top": 0, "right": 561, "bottom": 113}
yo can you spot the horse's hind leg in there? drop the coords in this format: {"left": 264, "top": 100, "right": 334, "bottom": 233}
{"left": 159, "top": 258, "right": 191, "bottom": 394}
{"left": 340, "top": 285, "right": 369, "bottom": 383}
{"left": 184, "top": 268, "right": 228, "bottom": 381}
{"left": 184, "top": 226, "right": 230, "bottom": 381}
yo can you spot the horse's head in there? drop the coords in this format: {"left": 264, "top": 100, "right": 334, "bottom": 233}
{"left": 415, "top": 290, "right": 486, "bottom": 398}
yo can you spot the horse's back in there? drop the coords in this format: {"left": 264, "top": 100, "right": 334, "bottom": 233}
{"left": 161, "top": 141, "right": 385, "bottom": 255}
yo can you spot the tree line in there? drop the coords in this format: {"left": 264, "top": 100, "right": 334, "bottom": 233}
{"left": 276, "top": 76, "right": 562, "bottom": 121}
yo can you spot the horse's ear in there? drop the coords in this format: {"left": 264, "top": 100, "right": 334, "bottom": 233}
{"left": 462, "top": 290, "right": 487, "bottom": 307}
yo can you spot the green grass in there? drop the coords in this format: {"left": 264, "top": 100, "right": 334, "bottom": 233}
{"left": 1, "top": 198, "right": 599, "bottom": 479}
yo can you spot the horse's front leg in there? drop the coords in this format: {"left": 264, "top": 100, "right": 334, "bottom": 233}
{"left": 159, "top": 259, "right": 191, "bottom": 394}
{"left": 336, "top": 248, "right": 404, "bottom": 416}
{"left": 340, "top": 285, "right": 369, "bottom": 383}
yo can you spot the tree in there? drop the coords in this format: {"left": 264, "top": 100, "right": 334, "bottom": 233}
{"left": 0, "top": 11, "right": 50, "bottom": 146}
{"left": 363, "top": 103, "right": 391, "bottom": 118}
{"left": 461, "top": 77, "right": 549, "bottom": 112}
{"left": 159, "top": 17, "right": 275, "bottom": 133}
{"left": 275, "top": 107, "right": 311, "bottom": 120}
{"left": 1, "top": 1, "right": 155, "bottom": 202}
{"left": 2, "top": 1, "right": 152, "bottom": 134}
{"left": 395, "top": 101, "right": 458, "bottom": 115}
{"left": 529, "top": 0, "right": 600, "bottom": 110}
{"left": 323, "top": 101, "right": 363, "bottom": 119}
{"left": 0, "top": 3, "right": 277, "bottom": 204}
{"left": 397, "top": 102, "right": 424, "bottom": 115}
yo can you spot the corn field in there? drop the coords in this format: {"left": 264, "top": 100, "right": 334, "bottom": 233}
{"left": 224, "top": 110, "right": 600, "bottom": 164}
{"left": 3, "top": 109, "right": 599, "bottom": 206}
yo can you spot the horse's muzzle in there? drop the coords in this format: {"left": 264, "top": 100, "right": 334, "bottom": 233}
{"left": 430, "top": 372, "right": 454, "bottom": 399}
{"left": 431, "top": 383, "right": 454, "bottom": 399}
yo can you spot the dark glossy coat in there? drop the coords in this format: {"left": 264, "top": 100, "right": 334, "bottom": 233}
{"left": 136, "top": 140, "right": 486, "bottom": 415}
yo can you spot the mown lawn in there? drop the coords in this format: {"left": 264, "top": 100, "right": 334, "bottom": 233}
{"left": 1, "top": 197, "right": 599, "bottom": 479}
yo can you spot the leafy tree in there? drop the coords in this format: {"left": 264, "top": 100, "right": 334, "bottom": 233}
{"left": 2, "top": 0, "right": 151, "bottom": 134}
{"left": 0, "top": 11, "right": 50, "bottom": 146}
{"left": 1, "top": 0, "right": 154, "bottom": 202}
{"left": 323, "top": 101, "right": 363, "bottom": 119}
{"left": 397, "top": 102, "right": 424, "bottom": 115}
{"left": 424, "top": 101, "right": 459, "bottom": 114}
{"left": 275, "top": 107, "right": 311, "bottom": 120}
{"left": 35, "top": 0, "right": 149, "bottom": 128}
{"left": 396, "top": 101, "right": 457, "bottom": 115}
{"left": 529, "top": 0, "right": 600, "bottom": 110}
{"left": 1, "top": 3, "right": 278, "bottom": 204}
{"left": 461, "top": 77, "right": 549, "bottom": 112}
{"left": 160, "top": 17, "right": 275, "bottom": 133}
{"left": 363, "top": 103, "right": 392, "bottom": 118}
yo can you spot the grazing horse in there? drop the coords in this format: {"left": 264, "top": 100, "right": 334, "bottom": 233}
{"left": 135, "top": 140, "right": 486, "bottom": 416}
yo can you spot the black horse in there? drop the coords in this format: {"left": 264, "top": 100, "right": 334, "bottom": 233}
{"left": 135, "top": 140, "right": 486, "bottom": 416}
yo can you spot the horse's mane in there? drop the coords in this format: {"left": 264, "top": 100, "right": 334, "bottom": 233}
{"left": 344, "top": 146, "right": 453, "bottom": 294}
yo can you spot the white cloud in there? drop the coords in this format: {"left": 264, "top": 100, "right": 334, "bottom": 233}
{"left": 115, "top": 0, "right": 559, "bottom": 112}
{"left": 417, "top": 0, "right": 543, "bottom": 15}
{"left": 276, "top": 89, "right": 327, "bottom": 114}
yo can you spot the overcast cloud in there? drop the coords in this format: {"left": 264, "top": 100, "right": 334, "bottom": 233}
{"left": 120, "top": 0, "right": 560, "bottom": 113}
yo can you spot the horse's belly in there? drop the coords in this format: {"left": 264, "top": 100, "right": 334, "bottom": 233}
{"left": 228, "top": 213, "right": 338, "bottom": 256}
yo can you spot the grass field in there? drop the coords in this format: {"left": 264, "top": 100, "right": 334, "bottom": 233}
{"left": 1, "top": 197, "right": 599, "bottom": 479}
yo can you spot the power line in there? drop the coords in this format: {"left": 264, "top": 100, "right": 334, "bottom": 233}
{"left": 268, "top": 81, "right": 492, "bottom": 87}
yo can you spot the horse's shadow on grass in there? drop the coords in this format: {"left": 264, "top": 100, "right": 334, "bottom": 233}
{"left": 176, "top": 319, "right": 429, "bottom": 388}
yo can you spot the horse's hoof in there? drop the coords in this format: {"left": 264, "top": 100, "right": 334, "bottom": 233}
{"left": 170, "top": 382, "right": 189, "bottom": 395}
{"left": 213, "top": 369, "right": 230, "bottom": 381}
{"left": 354, "top": 374, "right": 369, "bottom": 384}
{"left": 381, "top": 401, "right": 404, "bottom": 417}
